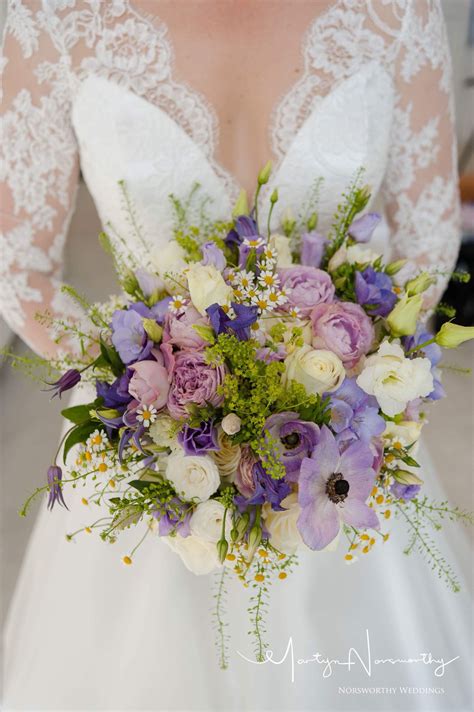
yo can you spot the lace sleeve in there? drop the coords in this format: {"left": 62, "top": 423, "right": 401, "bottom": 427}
{"left": 0, "top": 0, "right": 81, "bottom": 358}
{"left": 382, "top": 0, "right": 461, "bottom": 307}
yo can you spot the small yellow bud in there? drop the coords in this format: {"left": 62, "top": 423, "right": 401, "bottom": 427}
{"left": 376, "top": 495, "right": 385, "bottom": 505}
{"left": 122, "top": 556, "right": 132, "bottom": 565}
{"left": 362, "top": 546, "right": 370, "bottom": 554}
{"left": 109, "top": 479, "right": 116, "bottom": 489}
{"left": 278, "top": 572, "right": 287, "bottom": 580}
{"left": 254, "top": 573, "right": 265, "bottom": 583}
{"left": 345, "top": 554, "right": 353, "bottom": 561}
{"left": 226, "top": 553, "right": 236, "bottom": 561}
{"left": 257, "top": 161, "right": 272, "bottom": 185}
{"left": 384, "top": 510, "right": 392, "bottom": 519}
{"left": 81, "top": 498, "right": 88, "bottom": 506}
{"left": 360, "top": 533, "right": 370, "bottom": 541}
{"left": 85, "top": 527, "right": 92, "bottom": 534}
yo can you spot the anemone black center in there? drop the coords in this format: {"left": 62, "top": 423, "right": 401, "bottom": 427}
{"left": 281, "top": 432, "right": 300, "bottom": 449}
{"left": 326, "top": 473, "right": 350, "bottom": 503}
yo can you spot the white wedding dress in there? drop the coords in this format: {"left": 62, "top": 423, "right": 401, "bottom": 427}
{"left": 1, "top": 2, "right": 472, "bottom": 710}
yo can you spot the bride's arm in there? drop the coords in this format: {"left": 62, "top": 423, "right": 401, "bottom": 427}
{"left": 382, "top": 0, "right": 461, "bottom": 308}
{"left": 1, "top": 2, "right": 82, "bottom": 359}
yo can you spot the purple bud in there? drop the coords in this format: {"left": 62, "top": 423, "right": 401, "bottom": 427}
{"left": 43, "top": 369, "right": 81, "bottom": 399}
{"left": 47, "top": 465, "right": 68, "bottom": 510}
{"left": 348, "top": 213, "right": 381, "bottom": 243}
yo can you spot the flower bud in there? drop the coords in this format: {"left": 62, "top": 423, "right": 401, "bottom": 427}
{"left": 435, "top": 322, "right": 474, "bottom": 348}
{"left": 282, "top": 208, "right": 296, "bottom": 237}
{"left": 386, "top": 294, "right": 423, "bottom": 337}
{"left": 307, "top": 211, "right": 318, "bottom": 231}
{"left": 385, "top": 259, "right": 407, "bottom": 276}
{"left": 122, "top": 268, "right": 139, "bottom": 295}
{"left": 192, "top": 324, "right": 216, "bottom": 344}
{"left": 235, "top": 512, "right": 250, "bottom": 539}
{"left": 221, "top": 413, "right": 242, "bottom": 435}
{"left": 248, "top": 524, "right": 262, "bottom": 550}
{"left": 217, "top": 538, "right": 229, "bottom": 564}
{"left": 392, "top": 469, "right": 424, "bottom": 486}
{"left": 405, "top": 272, "right": 436, "bottom": 297}
{"left": 142, "top": 318, "right": 163, "bottom": 342}
{"left": 258, "top": 161, "right": 272, "bottom": 185}
{"left": 270, "top": 188, "right": 279, "bottom": 204}
{"left": 232, "top": 189, "right": 249, "bottom": 217}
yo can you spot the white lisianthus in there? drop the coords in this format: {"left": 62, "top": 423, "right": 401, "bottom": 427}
{"left": 283, "top": 344, "right": 345, "bottom": 394}
{"left": 187, "top": 263, "right": 234, "bottom": 315}
{"left": 163, "top": 534, "right": 220, "bottom": 575}
{"left": 211, "top": 427, "right": 241, "bottom": 480}
{"left": 328, "top": 244, "right": 381, "bottom": 272}
{"left": 190, "top": 500, "right": 232, "bottom": 543}
{"left": 165, "top": 450, "right": 220, "bottom": 502}
{"left": 269, "top": 233, "right": 293, "bottom": 267}
{"left": 151, "top": 241, "right": 188, "bottom": 293}
{"left": 149, "top": 414, "right": 179, "bottom": 450}
{"left": 356, "top": 340, "right": 433, "bottom": 417}
{"left": 383, "top": 420, "right": 423, "bottom": 455}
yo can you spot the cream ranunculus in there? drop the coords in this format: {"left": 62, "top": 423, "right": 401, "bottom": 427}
{"left": 263, "top": 494, "right": 304, "bottom": 555}
{"left": 165, "top": 450, "right": 220, "bottom": 502}
{"left": 151, "top": 241, "right": 188, "bottom": 293}
{"left": 163, "top": 534, "right": 220, "bottom": 575}
{"left": 190, "top": 500, "right": 232, "bottom": 543}
{"left": 283, "top": 344, "right": 345, "bottom": 394}
{"left": 149, "top": 414, "right": 179, "bottom": 450}
{"left": 269, "top": 233, "right": 293, "bottom": 267}
{"left": 211, "top": 427, "right": 241, "bottom": 480}
{"left": 356, "top": 339, "right": 433, "bottom": 417}
{"left": 383, "top": 420, "right": 423, "bottom": 455}
{"left": 187, "top": 263, "right": 234, "bottom": 315}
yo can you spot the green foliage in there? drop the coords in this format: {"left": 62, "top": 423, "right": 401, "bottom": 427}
{"left": 98, "top": 336, "right": 124, "bottom": 377}
{"left": 61, "top": 399, "right": 103, "bottom": 425}
{"left": 323, "top": 169, "right": 370, "bottom": 264}
{"left": 63, "top": 421, "right": 99, "bottom": 463}
{"left": 275, "top": 380, "right": 331, "bottom": 426}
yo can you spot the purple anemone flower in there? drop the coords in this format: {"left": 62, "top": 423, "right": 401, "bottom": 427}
{"left": 47, "top": 465, "right": 68, "bottom": 510}
{"left": 234, "top": 462, "right": 291, "bottom": 512}
{"left": 111, "top": 308, "right": 153, "bottom": 364}
{"left": 44, "top": 369, "right": 81, "bottom": 399}
{"left": 207, "top": 301, "right": 258, "bottom": 341}
{"left": 390, "top": 482, "right": 421, "bottom": 501}
{"left": 297, "top": 426, "right": 379, "bottom": 550}
{"left": 152, "top": 498, "right": 191, "bottom": 537}
{"left": 263, "top": 412, "right": 320, "bottom": 481}
{"left": 355, "top": 267, "right": 397, "bottom": 317}
{"left": 327, "top": 378, "right": 385, "bottom": 444}
{"left": 178, "top": 421, "right": 219, "bottom": 456}
{"left": 348, "top": 213, "right": 381, "bottom": 243}
{"left": 201, "top": 241, "right": 226, "bottom": 271}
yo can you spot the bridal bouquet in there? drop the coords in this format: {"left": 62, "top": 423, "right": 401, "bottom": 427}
{"left": 17, "top": 165, "right": 473, "bottom": 665}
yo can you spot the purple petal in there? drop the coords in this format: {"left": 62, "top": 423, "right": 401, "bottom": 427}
{"left": 297, "top": 496, "right": 340, "bottom": 550}
{"left": 339, "top": 498, "right": 380, "bottom": 530}
{"left": 309, "top": 425, "right": 339, "bottom": 477}
{"left": 348, "top": 213, "right": 381, "bottom": 243}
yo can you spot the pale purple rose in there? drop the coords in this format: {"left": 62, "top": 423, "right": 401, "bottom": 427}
{"left": 164, "top": 306, "right": 209, "bottom": 350}
{"left": 311, "top": 302, "right": 374, "bottom": 369}
{"left": 300, "top": 231, "right": 328, "bottom": 268}
{"left": 167, "top": 350, "right": 226, "bottom": 419}
{"left": 128, "top": 350, "right": 170, "bottom": 409}
{"left": 235, "top": 446, "right": 258, "bottom": 498}
{"left": 279, "top": 266, "right": 335, "bottom": 317}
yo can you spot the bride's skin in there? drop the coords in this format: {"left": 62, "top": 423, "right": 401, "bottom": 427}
{"left": 136, "top": 0, "right": 328, "bottom": 194}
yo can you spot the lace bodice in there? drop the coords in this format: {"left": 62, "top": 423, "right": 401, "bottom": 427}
{"left": 1, "top": 0, "right": 461, "bottom": 357}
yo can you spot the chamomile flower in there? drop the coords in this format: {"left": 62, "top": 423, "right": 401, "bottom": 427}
{"left": 169, "top": 295, "right": 188, "bottom": 314}
{"left": 87, "top": 429, "right": 108, "bottom": 453}
{"left": 258, "top": 270, "right": 280, "bottom": 289}
{"left": 288, "top": 306, "right": 302, "bottom": 319}
{"left": 235, "top": 270, "right": 255, "bottom": 290}
{"left": 262, "top": 246, "right": 277, "bottom": 261}
{"left": 136, "top": 404, "right": 158, "bottom": 428}
{"left": 264, "top": 288, "right": 288, "bottom": 307}
{"left": 94, "top": 452, "right": 115, "bottom": 475}
{"left": 251, "top": 294, "right": 272, "bottom": 314}
{"left": 242, "top": 237, "right": 265, "bottom": 250}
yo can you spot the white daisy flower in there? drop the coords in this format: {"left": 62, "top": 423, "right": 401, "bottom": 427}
{"left": 86, "top": 429, "right": 108, "bottom": 453}
{"left": 235, "top": 270, "right": 255, "bottom": 290}
{"left": 136, "top": 404, "right": 158, "bottom": 428}
{"left": 94, "top": 452, "right": 115, "bottom": 475}
{"left": 242, "top": 237, "right": 265, "bottom": 250}
{"left": 258, "top": 270, "right": 280, "bottom": 289}
{"left": 169, "top": 295, "right": 188, "bottom": 314}
{"left": 264, "top": 289, "right": 288, "bottom": 308}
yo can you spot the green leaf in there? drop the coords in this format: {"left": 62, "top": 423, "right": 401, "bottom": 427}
{"left": 63, "top": 421, "right": 98, "bottom": 463}
{"left": 61, "top": 398, "right": 103, "bottom": 425}
{"left": 100, "top": 338, "right": 124, "bottom": 377}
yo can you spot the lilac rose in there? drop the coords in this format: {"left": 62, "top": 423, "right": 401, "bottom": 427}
{"left": 167, "top": 350, "right": 226, "bottom": 419}
{"left": 279, "top": 266, "right": 335, "bottom": 317}
{"left": 311, "top": 302, "right": 374, "bottom": 369}
{"left": 164, "top": 306, "right": 209, "bottom": 350}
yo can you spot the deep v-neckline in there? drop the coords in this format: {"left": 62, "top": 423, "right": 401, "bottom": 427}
{"left": 123, "top": 0, "right": 343, "bottom": 198}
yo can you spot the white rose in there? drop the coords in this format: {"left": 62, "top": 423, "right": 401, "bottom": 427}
{"left": 163, "top": 534, "right": 220, "bottom": 575}
{"left": 357, "top": 339, "right": 433, "bottom": 417}
{"left": 269, "top": 233, "right": 293, "bottom": 267}
{"left": 263, "top": 494, "right": 304, "bottom": 555}
{"left": 151, "top": 241, "right": 188, "bottom": 293}
{"left": 149, "top": 414, "right": 179, "bottom": 450}
{"left": 211, "top": 427, "right": 241, "bottom": 480}
{"left": 283, "top": 344, "right": 345, "bottom": 394}
{"left": 165, "top": 450, "right": 220, "bottom": 502}
{"left": 190, "top": 500, "right": 232, "bottom": 543}
{"left": 383, "top": 420, "right": 423, "bottom": 455}
{"left": 187, "top": 263, "right": 234, "bottom": 315}
{"left": 328, "top": 244, "right": 381, "bottom": 272}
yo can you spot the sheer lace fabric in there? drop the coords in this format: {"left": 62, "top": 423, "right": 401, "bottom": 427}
{"left": 1, "top": 0, "right": 461, "bottom": 358}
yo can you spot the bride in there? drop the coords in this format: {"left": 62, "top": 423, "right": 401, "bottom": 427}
{"left": 1, "top": 1, "right": 471, "bottom": 710}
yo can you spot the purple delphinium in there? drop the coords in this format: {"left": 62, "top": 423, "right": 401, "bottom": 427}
{"left": 44, "top": 369, "right": 81, "bottom": 399}
{"left": 327, "top": 378, "right": 385, "bottom": 444}
{"left": 348, "top": 213, "right": 381, "bottom": 243}
{"left": 355, "top": 267, "right": 397, "bottom": 317}
{"left": 235, "top": 462, "right": 291, "bottom": 512}
{"left": 152, "top": 498, "right": 191, "bottom": 537}
{"left": 297, "top": 426, "right": 379, "bottom": 550}
{"left": 178, "top": 421, "right": 219, "bottom": 456}
{"left": 263, "top": 412, "right": 320, "bottom": 481}
{"left": 111, "top": 308, "right": 153, "bottom": 364}
{"left": 225, "top": 215, "right": 259, "bottom": 248}
{"left": 300, "top": 231, "right": 328, "bottom": 268}
{"left": 201, "top": 241, "right": 226, "bottom": 271}
{"left": 96, "top": 372, "right": 132, "bottom": 408}
{"left": 207, "top": 302, "right": 258, "bottom": 341}
{"left": 390, "top": 482, "right": 421, "bottom": 501}
{"left": 403, "top": 328, "right": 445, "bottom": 400}
{"left": 47, "top": 465, "right": 68, "bottom": 510}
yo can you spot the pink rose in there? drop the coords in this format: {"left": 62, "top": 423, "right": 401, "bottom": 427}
{"left": 235, "top": 446, "right": 257, "bottom": 498}
{"left": 311, "top": 302, "right": 374, "bottom": 369}
{"left": 164, "top": 306, "right": 209, "bottom": 351}
{"left": 128, "top": 352, "right": 170, "bottom": 408}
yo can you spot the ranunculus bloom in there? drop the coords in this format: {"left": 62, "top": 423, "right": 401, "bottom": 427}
{"left": 235, "top": 445, "right": 258, "bottom": 498}
{"left": 164, "top": 306, "right": 209, "bottom": 350}
{"left": 167, "top": 350, "right": 226, "bottom": 419}
{"left": 279, "top": 266, "right": 335, "bottom": 317}
{"left": 311, "top": 302, "right": 374, "bottom": 369}
{"left": 128, "top": 352, "right": 170, "bottom": 409}
{"left": 263, "top": 412, "right": 320, "bottom": 481}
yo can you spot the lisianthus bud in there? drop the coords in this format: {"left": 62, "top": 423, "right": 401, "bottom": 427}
{"left": 405, "top": 272, "right": 436, "bottom": 297}
{"left": 392, "top": 469, "right": 424, "bottom": 486}
{"left": 258, "top": 161, "right": 272, "bottom": 185}
{"left": 386, "top": 294, "right": 423, "bottom": 337}
{"left": 282, "top": 208, "right": 296, "bottom": 236}
{"left": 385, "top": 259, "right": 407, "bottom": 276}
{"left": 248, "top": 524, "right": 262, "bottom": 550}
{"left": 221, "top": 413, "right": 242, "bottom": 435}
{"left": 217, "top": 539, "right": 229, "bottom": 564}
{"left": 142, "top": 318, "right": 163, "bottom": 342}
{"left": 235, "top": 512, "right": 250, "bottom": 539}
{"left": 122, "top": 268, "right": 140, "bottom": 295}
{"left": 270, "top": 188, "right": 279, "bottom": 204}
{"left": 232, "top": 189, "right": 249, "bottom": 217}
{"left": 435, "top": 322, "right": 474, "bottom": 348}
